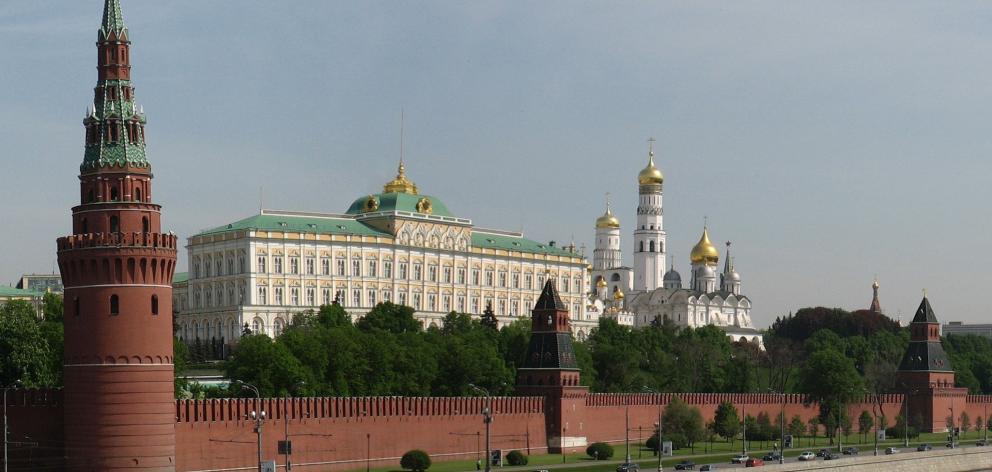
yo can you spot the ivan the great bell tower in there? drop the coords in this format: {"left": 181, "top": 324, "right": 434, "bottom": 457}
{"left": 56, "top": 0, "right": 178, "bottom": 469}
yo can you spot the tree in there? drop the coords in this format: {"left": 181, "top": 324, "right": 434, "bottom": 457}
{"left": 505, "top": 450, "right": 527, "bottom": 466}
{"left": 808, "top": 417, "right": 819, "bottom": 446}
{"left": 42, "top": 292, "right": 63, "bottom": 323}
{"left": 978, "top": 416, "right": 984, "bottom": 436}
{"left": 586, "top": 442, "right": 614, "bottom": 460}
{"left": 961, "top": 411, "right": 971, "bottom": 438}
{"left": 357, "top": 302, "right": 420, "bottom": 334}
{"left": 798, "top": 348, "right": 863, "bottom": 444}
{"left": 662, "top": 397, "right": 706, "bottom": 451}
{"left": 224, "top": 334, "right": 309, "bottom": 397}
{"left": 713, "top": 401, "right": 741, "bottom": 442}
{"left": 400, "top": 450, "right": 431, "bottom": 472}
{"left": 0, "top": 300, "right": 59, "bottom": 387}
{"left": 756, "top": 412, "right": 773, "bottom": 443}
{"left": 480, "top": 303, "right": 498, "bottom": 331}
{"left": 858, "top": 411, "right": 874, "bottom": 443}
{"left": 789, "top": 415, "right": 806, "bottom": 445}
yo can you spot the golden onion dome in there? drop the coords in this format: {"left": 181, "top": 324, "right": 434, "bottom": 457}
{"left": 596, "top": 278, "right": 608, "bottom": 288}
{"left": 690, "top": 227, "right": 720, "bottom": 265}
{"left": 596, "top": 206, "right": 621, "bottom": 229}
{"left": 638, "top": 151, "right": 664, "bottom": 186}
{"left": 613, "top": 288, "right": 625, "bottom": 300}
{"left": 383, "top": 160, "right": 418, "bottom": 195}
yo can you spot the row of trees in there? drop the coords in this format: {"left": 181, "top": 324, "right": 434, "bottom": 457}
{"left": 0, "top": 296, "right": 63, "bottom": 389}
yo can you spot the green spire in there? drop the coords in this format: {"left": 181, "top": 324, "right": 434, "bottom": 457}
{"left": 99, "top": 0, "right": 127, "bottom": 40}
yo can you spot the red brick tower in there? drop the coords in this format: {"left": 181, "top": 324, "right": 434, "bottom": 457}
{"left": 897, "top": 296, "right": 967, "bottom": 432}
{"left": 516, "top": 280, "right": 589, "bottom": 452}
{"left": 56, "top": 1, "right": 178, "bottom": 469}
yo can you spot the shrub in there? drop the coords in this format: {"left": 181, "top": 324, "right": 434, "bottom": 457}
{"left": 506, "top": 450, "right": 528, "bottom": 466}
{"left": 586, "top": 442, "right": 614, "bottom": 460}
{"left": 400, "top": 450, "right": 431, "bottom": 472}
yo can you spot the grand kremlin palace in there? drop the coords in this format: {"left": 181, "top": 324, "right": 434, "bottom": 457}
{"left": 174, "top": 162, "right": 593, "bottom": 349}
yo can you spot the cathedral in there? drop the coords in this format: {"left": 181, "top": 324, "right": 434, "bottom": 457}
{"left": 587, "top": 143, "right": 762, "bottom": 345}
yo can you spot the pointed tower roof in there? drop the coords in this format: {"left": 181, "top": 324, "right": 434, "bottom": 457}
{"left": 869, "top": 279, "right": 882, "bottom": 314}
{"left": 100, "top": 0, "right": 127, "bottom": 39}
{"left": 912, "top": 296, "right": 939, "bottom": 324}
{"left": 535, "top": 278, "right": 566, "bottom": 311}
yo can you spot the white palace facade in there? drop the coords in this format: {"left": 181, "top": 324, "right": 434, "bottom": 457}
{"left": 174, "top": 162, "right": 593, "bottom": 349}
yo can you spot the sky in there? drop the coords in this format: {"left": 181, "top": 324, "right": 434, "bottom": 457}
{"left": 2, "top": 1, "right": 992, "bottom": 328}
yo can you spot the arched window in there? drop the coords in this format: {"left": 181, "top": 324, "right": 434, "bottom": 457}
{"left": 134, "top": 187, "right": 142, "bottom": 202}
{"left": 151, "top": 295, "right": 159, "bottom": 315}
{"left": 110, "top": 187, "right": 119, "bottom": 201}
{"left": 611, "top": 273, "right": 621, "bottom": 282}
{"left": 110, "top": 294, "right": 119, "bottom": 315}
{"left": 73, "top": 297, "right": 80, "bottom": 317}
{"left": 142, "top": 217, "right": 149, "bottom": 233}
{"left": 639, "top": 241, "right": 644, "bottom": 252}
{"left": 110, "top": 216, "right": 119, "bottom": 233}
{"left": 649, "top": 240, "right": 656, "bottom": 252}
{"left": 81, "top": 218, "right": 88, "bottom": 234}
{"left": 87, "top": 189, "right": 95, "bottom": 203}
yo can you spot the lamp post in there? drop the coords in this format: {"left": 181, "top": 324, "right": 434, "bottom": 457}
{"left": 642, "top": 386, "right": 663, "bottom": 472}
{"left": 366, "top": 433, "right": 371, "bottom": 472}
{"left": 3, "top": 380, "right": 21, "bottom": 472}
{"left": 768, "top": 389, "right": 785, "bottom": 464}
{"left": 948, "top": 405, "right": 955, "bottom": 449}
{"left": 625, "top": 406, "right": 630, "bottom": 462}
{"left": 985, "top": 403, "right": 988, "bottom": 443}
{"left": 234, "top": 380, "right": 264, "bottom": 472}
{"left": 469, "top": 384, "right": 493, "bottom": 472}
{"left": 741, "top": 403, "right": 747, "bottom": 456}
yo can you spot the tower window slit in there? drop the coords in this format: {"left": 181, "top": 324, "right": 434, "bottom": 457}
{"left": 110, "top": 294, "right": 119, "bottom": 316}
{"left": 151, "top": 295, "right": 159, "bottom": 315}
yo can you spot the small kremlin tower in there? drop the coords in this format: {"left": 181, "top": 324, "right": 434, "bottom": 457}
{"left": 516, "top": 280, "right": 588, "bottom": 452}
{"left": 56, "top": 0, "right": 178, "bottom": 469}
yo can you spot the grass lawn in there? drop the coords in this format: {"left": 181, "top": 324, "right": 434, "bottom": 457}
{"left": 353, "top": 431, "right": 973, "bottom": 472}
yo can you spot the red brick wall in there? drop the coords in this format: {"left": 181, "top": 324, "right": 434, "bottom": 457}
{"left": 5, "top": 390, "right": 64, "bottom": 471}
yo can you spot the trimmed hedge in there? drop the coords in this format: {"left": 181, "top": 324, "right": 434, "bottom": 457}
{"left": 586, "top": 442, "right": 614, "bottom": 460}
{"left": 400, "top": 450, "right": 431, "bottom": 472}
{"left": 506, "top": 450, "right": 528, "bottom": 466}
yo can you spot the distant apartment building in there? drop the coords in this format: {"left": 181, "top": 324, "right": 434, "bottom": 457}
{"left": 16, "top": 273, "right": 64, "bottom": 294}
{"left": 943, "top": 321, "right": 992, "bottom": 339}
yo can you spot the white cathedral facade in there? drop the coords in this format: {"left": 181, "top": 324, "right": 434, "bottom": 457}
{"left": 587, "top": 144, "right": 762, "bottom": 346}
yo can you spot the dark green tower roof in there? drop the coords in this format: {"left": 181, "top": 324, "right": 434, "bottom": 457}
{"left": 912, "top": 297, "right": 939, "bottom": 324}
{"left": 535, "top": 279, "right": 566, "bottom": 311}
{"left": 100, "top": 0, "right": 127, "bottom": 40}
{"left": 898, "top": 296, "right": 954, "bottom": 373}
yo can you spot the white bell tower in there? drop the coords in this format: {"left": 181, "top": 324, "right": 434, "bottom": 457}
{"left": 633, "top": 139, "right": 666, "bottom": 291}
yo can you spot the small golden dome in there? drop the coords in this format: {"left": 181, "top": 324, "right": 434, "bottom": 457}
{"left": 383, "top": 161, "right": 418, "bottom": 195}
{"left": 638, "top": 151, "right": 664, "bottom": 186}
{"left": 690, "top": 227, "right": 720, "bottom": 265}
{"left": 596, "top": 278, "right": 608, "bottom": 288}
{"left": 613, "top": 288, "right": 625, "bottom": 300}
{"left": 596, "top": 206, "right": 620, "bottom": 229}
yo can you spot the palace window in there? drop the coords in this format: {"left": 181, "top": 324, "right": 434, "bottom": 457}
{"left": 498, "top": 299, "right": 506, "bottom": 316}
{"left": 457, "top": 268, "right": 466, "bottom": 284}
{"left": 352, "top": 289, "right": 361, "bottom": 307}
{"left": 274, "top": 287, "right": 283, "bottom": 305}
{"left": 368, "top": 260, "right": 377, "bottom": 277}
{"left": 335, "top": 289, "right": 345, "bottom": 304}
{"left": 499, "top": 272, "right": 507, "bottom": 288}
{"left": 384, "top": 261, "right": 393, "bottom": 278}
{"left": 257, "top": 256, "right": 266, "bottom": 273}
{"left": 650, "top": 240, "right": 656, "bottom": 252}
{"left": 510, "top": 300, "right": 519, "bottom": 316}
{"left": 227, "top": 257, "right": 234, "bottom": 275}
{"left": 205, "top": 290, "right": 212, "bottom": 307}
{"left": 428, "top": 265, "right": 437, "bottom": 282}
{"left": 322, "top": 288, "right": 331, "bottom": 305}
{"left": 321, "top": 258, "right": 330, "bottom": 275}
{"left": 412, "top": 293, "right": 422, "bottom": 310}
{"left": 398, "top": 292, "right": 407, "bottom": 306}
{"left": 291, "top": 288, "right": 300, "bottom": 305}
{"left": 398, "top": 263, "right": 408, "bottom": 279}
{"left": 574, "top": 277, "right": 581, "bottom": 293}
{"left": 382, "top": 290, "right": 391, "bottom": 302}
{"left": 368, "top": 290, "right": 377, "bottom": 306}
{"left": 457, "top": 296, "right": 466, "bottom": 312}
{"left": 471, "top": 269, "right": 480, "bottom": 286}
{"left": 290, "top": 258, "right": 299, "bottom": 275}
{"left": 525, "top": 274, "right": 533, "bottom": 289}
{"left": 257, "top": 287, "right": 267, "bottom": 305}
{"left": 305, "top": 258, "right": 315, "bottom": 275}
{"left": 485, "top": 270, "right": 494, "bottom": 287}
{"left": 512, "top": 273, "right": 520, "bottom": 289}
{"left": 442, "top": 295, "right": 451, "bottom": 312}
{"left": 413, "top": 264, "right": 423, "bottom": 281}
{"left": 273, "top": 258, "right": 283, "bottom": 274}
{"left": 471, "top": 297, "right": 480, "bottom": 314}
{"left": 561, "top": 276, "right": 569, "bottom": 293}
{"left": 239, "top": 255, "right": 246, "bottom": 273}
{"left": 306, "top": 288, "right": 315, "bottom": 306}
{"left": 216, "top": 258, "right": 223, "bottom": 276}
{"left": 443, "top": 266, "right": 452, "bottom": 283}
{"left": 427, "top": 294, "right": 436, "bottom": 311}
{"left": 352, "top": 259, "right": 361, "bottom": 277}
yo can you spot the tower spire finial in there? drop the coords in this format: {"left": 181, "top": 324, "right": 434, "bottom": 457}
{"left": 648, "top": 137, "right": 656, "bottom": 159}
{"left": 101, "top": 0, "right": 126, "bottom": 36}
{"left": 399, "top": 108, "right": 405, "bottom": 172}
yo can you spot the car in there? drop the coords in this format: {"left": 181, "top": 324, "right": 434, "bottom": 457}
{"left": 674, "top": 461, "right": 695, "bottom": 471}
{"left": 885, "top": 447, "right": 899, "bottom": 455}
{"left": 917, "top": 444, "right": 932, "bottom": 452}
{"left": 816, "top": 449, "right": 831, "bottom": 457}
{"left": 700, "top": 466, "right": 717, "bottom": 471}
{"left": 616, "top": 463, "right": 640, "bottom": 472}
{"left": 798, "top": 452, "right": 815, "bottom": 461}
{"left": 761, "top": 453, "right": 779, "bottom": 461}
{"left": 823, "top": 452, "right": 840, "bottom": 460}
{"left": 976, "top": 440, "right": 989, "bottom": 447}
{"left": 744, "top": 458, "right": 765, "bottom": 467}
{"left": 843, "top": 447, "right": 859, "bottom": 455}
{"left": 730, "top": 455, "right": 749, "bottom": 464}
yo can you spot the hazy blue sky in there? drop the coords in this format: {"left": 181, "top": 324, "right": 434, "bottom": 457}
{"left": 3, "top": 1, "right": 991, "bottom": 327}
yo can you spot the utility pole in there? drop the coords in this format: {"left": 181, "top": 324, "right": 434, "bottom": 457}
{"left": 741, "top": 403, "right": 747, "bottom": 456}
{"left": 625, "top": 407, "right": 630, "bottom": 462}
{"left": 234, "top": 380, "right": 264, "bottom": 472}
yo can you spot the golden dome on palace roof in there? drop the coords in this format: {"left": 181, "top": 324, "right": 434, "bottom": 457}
{"left": 596, "top": 278, "right": 608, "bottom": 288}
{"left": 638, "top": 151, "right": 664, "bottom": 186}
{"left": 383, "top": 161, "right": 418, "bottom": 195}
{"left": 613, "top": 288, "right": 625, "bottom": 300}
{"left": 690, "top": 227, "right": 720, "bottom": 265}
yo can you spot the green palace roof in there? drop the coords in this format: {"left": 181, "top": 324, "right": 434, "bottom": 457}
{"left": 471, "top": 232, "right": 577, "bottom": 257}
{"left": 173, "top": 272, "right": 189, "bottom": 284}
{"left": 199, "top": 213, "right": 388, "bottom": 238}
{"left": 0, "top": 286, "right": 44, "bottom": 298}
{"left": 345, "top": 192, "right": 455, "bottom": 218}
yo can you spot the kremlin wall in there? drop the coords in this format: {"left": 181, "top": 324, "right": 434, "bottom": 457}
{"left": 9, "top": 1, "right": 991, "bottom": 470}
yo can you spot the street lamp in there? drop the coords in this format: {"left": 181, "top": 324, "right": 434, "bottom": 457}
{"left": 768, "top": 389, "right": 785, "bottom": 464}
{"left": 234, "top": 380, "right": 265, "bottom": 472}
{"left": 3, "top": 380, "right": 22, "bottom": 472}
{"left": 948, "top": 404, "right": 955, "bottom": 449}
{"left": 284, "top": 381, "right": 305, "bottom": 471}
{"left": 642, "top": 386, "right": 663, "bottom": 472}
{"left": 469, "top": 384, "right": 493, "bottom": 472}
